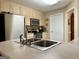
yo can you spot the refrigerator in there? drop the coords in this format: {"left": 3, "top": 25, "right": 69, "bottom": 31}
{"left": 0, "top": 14, "right": 25, "bottom": 41}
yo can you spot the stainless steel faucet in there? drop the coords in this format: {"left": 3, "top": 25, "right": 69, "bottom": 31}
{"left": 19, "top": 34, "right": 25, "bottom": 45}
{"left": 19, "top": 34, "right": 32, "bottom": 46}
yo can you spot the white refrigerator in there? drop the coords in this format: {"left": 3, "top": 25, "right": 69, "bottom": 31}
{"left": 5, "top": 14, "right": 25, "bottom": 40}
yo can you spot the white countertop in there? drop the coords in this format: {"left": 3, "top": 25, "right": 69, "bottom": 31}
{"left": 0, "top": 40, "right": 79, "bottom": 59}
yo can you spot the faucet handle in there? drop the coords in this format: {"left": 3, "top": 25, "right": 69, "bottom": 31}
{"left": 19, "top": 34, "right": 27, "bottom": 45}
{"left": 19, "top": 34, "right": 23, "bottom": 39}
{"left": 19, "top": 34, "right": 24, "bottom": 43}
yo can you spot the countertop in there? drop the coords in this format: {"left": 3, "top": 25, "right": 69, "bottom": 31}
{"left": 0, "top": 40, "right": 79, "bottom": 59}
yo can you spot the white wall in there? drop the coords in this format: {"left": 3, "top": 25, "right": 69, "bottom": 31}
{"left": 65, "top": 0, "right": 79, "bottom": 42}
{"left": 64, "top": 1, "right": 74, "bottom": 42}
{"left": 73, "top": 0, "right": 79, "bottom": 43}
{"left": 45, "top": 0, "right": 79, "bottom": 42}
{"left": 45, "top": 8, "right": 65, "bottom": 19}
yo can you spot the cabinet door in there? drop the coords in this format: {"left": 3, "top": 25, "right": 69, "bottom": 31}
{"left": 0, "top": 0, "right": 10, "bottom": 12}
{"left": 43, "top": 32, "right": 48, "bottom": 39}
{"left": 9, "top": 2, "right": 21, "bottom": 15}
{"left": 20, "top": 6, "right": 30, "bottom": 25}
{"left": 20, "top": 6, "right": 26, "bottom": 16}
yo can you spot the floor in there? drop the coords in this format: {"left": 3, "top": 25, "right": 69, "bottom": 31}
{"left": 69, "top": 37, "right": 79, "bottom": 47}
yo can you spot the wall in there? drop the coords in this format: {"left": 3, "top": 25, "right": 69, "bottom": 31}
{"left": 45, "top": 0, "right": 79, "bottom": 42}
{"left": 64, "top": 0, "right": 79, "bottom": 43}
{"left": 0, "top": 0, "right": 45, "bottom": 26}
{"left": 45, "top": 8, "right": 65, "bottom": 19}
{"left": 73, "top": 0, "right": 79, "bottom": 44}
{"left": 1, "top": 0, "right": 79, "bottom": 41}
{"left": 64, "top": 1, "right": 74, "bottom": 42}
{"left": 76, "top": 0, "right": 79, "bottom": 36}
{"left": 64, "top": 0, "right": 79, "bottom": 44}
{"left": 45, "top": 8, "right": 65, "bottom": 41}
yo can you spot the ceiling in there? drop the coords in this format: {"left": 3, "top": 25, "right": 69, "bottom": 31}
{"left": 9, "top": 0, "right": 72, "bottom": 12}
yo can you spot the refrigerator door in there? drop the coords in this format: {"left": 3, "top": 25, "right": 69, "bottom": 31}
{"left": 5, "top": 14, "right": 24, "bottom": 40}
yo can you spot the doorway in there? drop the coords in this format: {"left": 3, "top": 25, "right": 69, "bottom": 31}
{"left": 49, "top": 13, "right": 64, "bottom": 41}
{"left": 68, "top": 9, "right": 74, "bottom": 42}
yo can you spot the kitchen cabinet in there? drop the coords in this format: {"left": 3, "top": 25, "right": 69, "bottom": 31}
{"left": 0, "top": 0, "right": 21, "bottom": 15}
{"left": 27, "top": 33, "right": 34, "bottom": 39}
{"left": 43, "top": 32, "right": 48, "bottom": 39}
{"left": 20, "top": 6, "right": 27, "bottom": 16}
{"left": 0, "top": 0, "right": 10, "bottom": 12}
{"left": 0, "top": 0, "right": 44, "bottom": 26}
{"left": 20, "top": 6, "right": 30, "bottom": 25}
{"left": 9, "top": 2, "right": 21, "bottom": 15}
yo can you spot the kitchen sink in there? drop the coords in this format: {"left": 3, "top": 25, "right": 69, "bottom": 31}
{"left": 31, "top": 40, "right": 61, "bottom": 50}
{"left": 33, "top": 40, "right": 58, "bottom": 47}
{"left": 14, "top": 38, "right": 61, "bottom": 50}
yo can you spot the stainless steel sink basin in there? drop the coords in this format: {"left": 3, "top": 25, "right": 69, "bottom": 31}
{"left": 14, "top": 39, "right": 61, "bottom": 50}
{"left": 33, "top": 40, "right": 58, "bottom": 47}
{"left": 31, "top": 40, "right": 61, "bottom": 50}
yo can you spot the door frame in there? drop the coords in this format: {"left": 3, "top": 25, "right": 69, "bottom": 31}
{"left": 65, "top": 7, "right": 76, "bottom": 42}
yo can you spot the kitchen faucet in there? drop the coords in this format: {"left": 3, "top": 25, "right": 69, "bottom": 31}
{"left": 19, "top": 34, "right": 26, "bottom": 46}
{"left": 19, "top": 25, "right": 28, "bottom": 45}
{"left": 19, "top": 34, "right": 32, "bottom": 46}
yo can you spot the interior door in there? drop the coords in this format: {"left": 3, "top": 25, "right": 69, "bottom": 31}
{"left": 49, "top": 13, "right": 64, "bottom": 41}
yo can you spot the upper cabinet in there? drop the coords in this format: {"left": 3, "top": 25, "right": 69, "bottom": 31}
{"left": 0, "top": 0, "right": 10, "bottom": 12}
{"left": 0, "top": 0, "right": 21, "bottom": 15}
{"left": 9, "top": 2, "right": 21, "bottom": 15}
{"left": 20, "top": 6, "right": 26, "bottom": 16}
{"left": 0, "top": 0, "right": 44, "bottom": 26}
{"left": 20, "top": 6, "right": 30, "bottom": 25}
